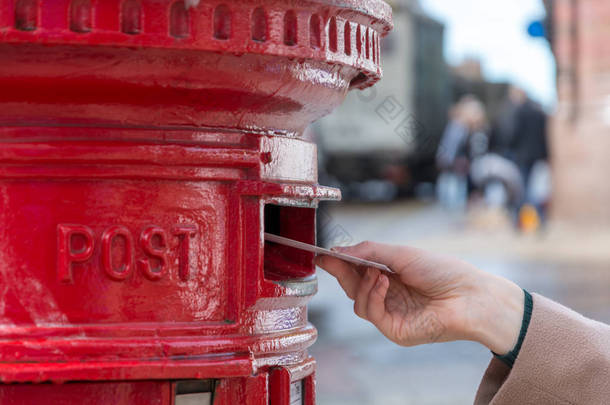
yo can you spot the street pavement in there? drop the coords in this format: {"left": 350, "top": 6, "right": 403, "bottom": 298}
{"left": 309, "top": 202, "right": 610, "bottom": 405}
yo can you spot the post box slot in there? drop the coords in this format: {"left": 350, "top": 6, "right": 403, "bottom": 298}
{"left": 264, "top": 204, "right": 316, "bottom": 281}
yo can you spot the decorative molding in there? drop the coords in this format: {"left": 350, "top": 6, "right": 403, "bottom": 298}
{"left": 1, "top": 0, "right": 390, "bottom": 88}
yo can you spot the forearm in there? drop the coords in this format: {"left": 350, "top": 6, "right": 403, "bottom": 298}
{"left": 475, "top": 294, "right": 610, "bottom": 405}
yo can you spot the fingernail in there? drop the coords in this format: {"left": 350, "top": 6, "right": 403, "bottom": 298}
{"left": 375, "top": 274, "right": 386, "bottom": 288}
{"left": 366, "top": 268, "right": 375, "bottom": 280}
{"left": 375, "top": 274, "right": 383, "bottom": 288}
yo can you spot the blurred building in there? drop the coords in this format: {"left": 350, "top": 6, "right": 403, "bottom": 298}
{"left": 315, "top": 0, "right": 448, "bottom": 200}
{"left": 546, "top": 0, "right": 610, "bottom": 223}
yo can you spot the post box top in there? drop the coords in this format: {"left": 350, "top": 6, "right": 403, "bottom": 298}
{"left": 0, "top": 0, "right": 393, "bottom": 132}
{"left": 0, "top": 0, "right": 392, "bottom": 89}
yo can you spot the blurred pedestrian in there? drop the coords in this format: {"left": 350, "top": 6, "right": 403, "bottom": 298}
{"left": 510, "top": 88, "right": 549, "bottom": 185}
{"left": 492, "top": 86, "right": 550, "bottom": 228}
{"left": 436, "top": 95, "right": 490, "bottom": 210}
{"left": 491, "top": 86, "right": 524, "bottom": 160}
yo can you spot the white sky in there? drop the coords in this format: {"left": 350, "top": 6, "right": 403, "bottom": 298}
{"left": 420, "top": 0, "right": 557, "bottom": 108}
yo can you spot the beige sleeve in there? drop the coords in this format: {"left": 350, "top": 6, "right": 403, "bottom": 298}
{"left": 474, "top": 293, "right": 610, "bottom": 405}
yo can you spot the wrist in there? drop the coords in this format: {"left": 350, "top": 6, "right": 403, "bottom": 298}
{"left": 466, "top": 273, "right": 525, "bottom": 355}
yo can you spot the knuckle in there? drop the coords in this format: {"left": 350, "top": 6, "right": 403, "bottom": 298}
{"left": 359, "top": 240, "right": 374, "bottom": 251}
{"left": 366, "top": 301, "right": 375, "bottom": 316}
{"left": 353, "top": 301, "right": 365, "bottom": 318}
{"left": 356, "top": 241, "right": 379, "bottom": 261}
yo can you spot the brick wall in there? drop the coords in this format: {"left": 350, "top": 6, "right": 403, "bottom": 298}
{"left": 551, "top": 0, "right": 610, "bottom": 223}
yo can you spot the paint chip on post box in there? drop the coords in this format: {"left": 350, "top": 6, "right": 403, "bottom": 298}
{"left": 57, "top": 223, "right": 198, "bottom": 284}
{"left": 290, "top": 380, "right": 304, "bottom": 405}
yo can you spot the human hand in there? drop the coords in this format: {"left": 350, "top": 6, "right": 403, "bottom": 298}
{"left": 316, "top": 242, "right": 524, "bottom": 354}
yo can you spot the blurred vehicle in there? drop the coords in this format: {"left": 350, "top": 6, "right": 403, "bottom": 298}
{"left": 315, "top": 0, "right": 449, "bottom": 201}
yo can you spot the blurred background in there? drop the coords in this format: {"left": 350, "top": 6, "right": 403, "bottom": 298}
{"left": 309, "top": 0, "right": 610, "bottom": 403}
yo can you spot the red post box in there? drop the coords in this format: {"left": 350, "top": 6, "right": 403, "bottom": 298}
{"left": 0, "top": 1, "right": 391, "bottom": 403}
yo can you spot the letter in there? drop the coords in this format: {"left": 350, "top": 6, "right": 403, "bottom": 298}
{"left": 173, "top": 224, "right": 197, "bottom": 281}
{"left": 138, "top": 226, "right": 169, "bottom": 281}
{"left": 57, "top": 224, "right": 94, "bottom": 284}
{"left": 101, "top": 226, "right": 134, "bottom": 281}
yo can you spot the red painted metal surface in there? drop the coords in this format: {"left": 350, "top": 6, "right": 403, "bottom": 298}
{"left": 0, "top": 0, "right": 391, "bottom": 403}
